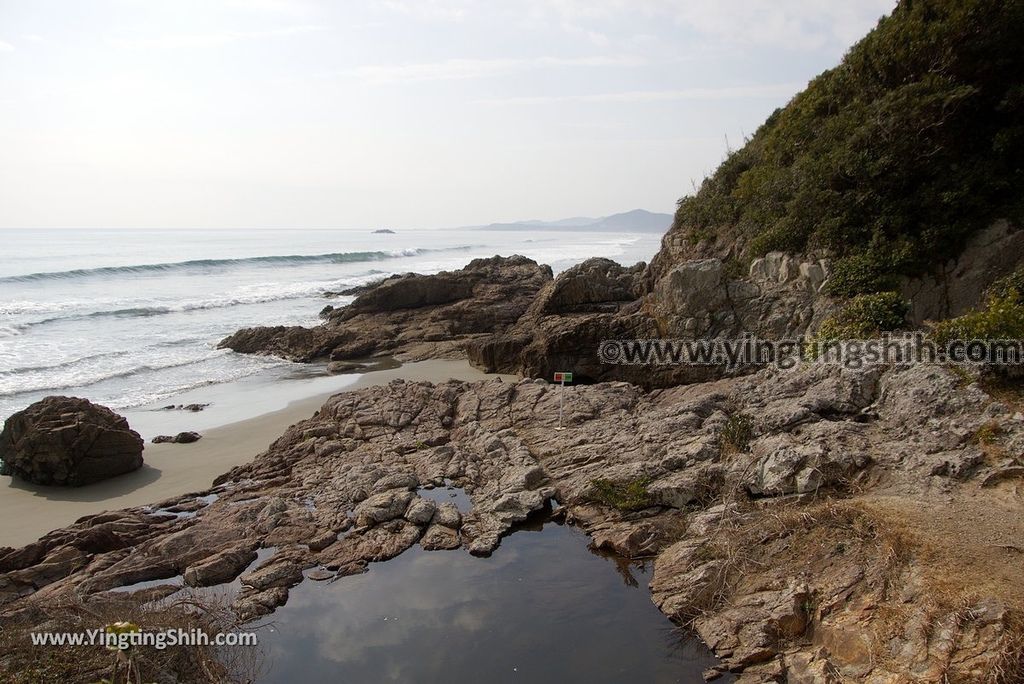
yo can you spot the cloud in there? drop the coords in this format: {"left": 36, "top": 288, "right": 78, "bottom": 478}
{"left": 375, "top": 0, "right": 471, "bottom": 22}
{"left": 350, "top": 55, "right": 645, "bottom": 84}
{"left": 373, "top": 0, "right": 896, "bottom": 52}
{"left": 667, "top": 0, "right": 896, "bottom": 51}
{"left": 0, "top": 40, "right": 15, "bottom": 53}
{"left": 478, "top": 82, "right": 803, "bottom": 105}
{"left": 114, "top": 24, "right": 328, "bottom": 49}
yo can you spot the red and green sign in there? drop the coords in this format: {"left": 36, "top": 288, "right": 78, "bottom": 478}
{"left": 553, "top": 372, "right": 573, "bottom": 383}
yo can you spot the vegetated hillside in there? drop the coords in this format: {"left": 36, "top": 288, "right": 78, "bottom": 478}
{"left": 661, "top": 0, "right": 1024, "bottom": 297}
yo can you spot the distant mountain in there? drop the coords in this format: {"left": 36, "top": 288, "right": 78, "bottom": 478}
{"left": 476, "top": 209, "right": 671, "bottom": 233}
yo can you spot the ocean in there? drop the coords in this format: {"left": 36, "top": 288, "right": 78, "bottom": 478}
{"left": 0, "top": 228, "right": 661, "bottom": 426}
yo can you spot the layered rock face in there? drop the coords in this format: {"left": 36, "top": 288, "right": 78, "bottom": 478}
{"left": 469, "top": 253, "right": 839, "bottom": 387}
{"left": 219, "top": 255, "right": 552, "bottom": 363}
{"left": 0, "top": 397, "right": 144, "bottom": 486}
{"left": 470, "top": 220, "right": 1023, "bottom": 388}
{"left": 2, "top": 364, "right": 1022, "bottom": 680}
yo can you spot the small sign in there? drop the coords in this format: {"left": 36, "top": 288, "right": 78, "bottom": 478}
{"left": 553, "top": 372, "right": 573, "bottom": 383}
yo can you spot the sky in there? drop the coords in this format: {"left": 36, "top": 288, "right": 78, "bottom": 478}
{"left": 0, "top": 0, "right": 896, "bottom": 230}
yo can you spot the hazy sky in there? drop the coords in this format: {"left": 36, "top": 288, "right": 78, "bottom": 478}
{"left": 0, "top": 0, "right": 895, "bottom": 229}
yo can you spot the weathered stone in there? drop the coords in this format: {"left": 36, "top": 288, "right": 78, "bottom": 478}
{"left": 432, "top": 502, "right": 462, "bottom": 529}
{"left": 151, "top": 431, "right": 202, "bottom": 445}
{"left": 354, "top": 490, "right": 415, "bottom": 527}
{"left": 0, "top": 397, "right": 144, "bottom": 486}
{"left": 240, "top": 560, "right": 303, "bottom": 591}
{"left": 234, "top": 586, "right": 289, "bottom": 621}
{"left": 403, "top": 497, "right": 437, "bottom": 525}
{"left": 183, "top": 544, "right": 257, "bottom": 587}
{"left": 317, "top": 521, "right": 422, "bottom": 570}
{"left": 220, "top": 256, "right": 552, "bottom": 363}
{"left": 420, "top": 524, "right": 460, "bottom": 550}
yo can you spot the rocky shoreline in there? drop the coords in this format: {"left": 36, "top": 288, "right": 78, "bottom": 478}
{"left": 2, "top": 241, "right": 1024, "bottom": 681}
{"left": 3, "top": 358, "right": 1023, "bottom": 681}
{"left": 3, "top": 169, "right": 1024, "bottom": 682}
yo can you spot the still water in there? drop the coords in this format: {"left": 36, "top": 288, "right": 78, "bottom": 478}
{"left": 257, "top": 514, "right": 728, "bottom": 683}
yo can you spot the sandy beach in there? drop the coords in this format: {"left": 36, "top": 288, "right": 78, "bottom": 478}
{"left": 0, "top": 359, "right": 516, "bottom": 548}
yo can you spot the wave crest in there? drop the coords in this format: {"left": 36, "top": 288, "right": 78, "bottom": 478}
{"left": 0, "top": 246, "right": 474, "bottom": 284}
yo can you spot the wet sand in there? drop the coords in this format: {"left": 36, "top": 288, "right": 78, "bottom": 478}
{"left": 0, "top": 359, "right": 516, "bottom": 548}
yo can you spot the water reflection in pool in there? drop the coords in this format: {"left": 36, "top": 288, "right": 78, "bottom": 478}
{"left": 257, "top": 514, "right": 729, "bottom": 683}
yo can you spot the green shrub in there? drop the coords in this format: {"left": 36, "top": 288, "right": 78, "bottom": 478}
{"left": 587, "top": 477, "right": 653, "bottom": 511}
{"left": 669, "top": 0, "right": 1024, "bottom": 286}
{"left": 824, "top": 253, "right": 899, "bottom": 297}
{"left": 721, "top": 257, "right": 748, "bottom": 280}
{"left": 823, "top": 243, "right": 914, "bottom": 297}
{"left": 986, "top": 267, "right": 1024, "bottom": 300}
{"left": 931, "top": 291, "right": 1024, "bottom": 345}
{"left": 818, "top": 291, "right": 909, "bottom": 341}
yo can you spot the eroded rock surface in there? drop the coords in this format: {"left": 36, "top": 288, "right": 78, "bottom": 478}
{"left": 219, "top": 255, "right": 552, "bottom": 363}
{"left": 1, "top": 363, "right": 1021, "bottom": 681}
{"left": 468, "top": 253, "right": 841, "bottom": 388}
{"left": 0, "top": 396, "right": 144, "bottom": 486}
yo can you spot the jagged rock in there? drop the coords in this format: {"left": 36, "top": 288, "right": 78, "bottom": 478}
{"left": 183, "top": 544, "right": 257, "bottom": 587}
{"left": 0, "top": 396, "right": 144, "bottom": 486}
{"left": 432, "top": 502, "right": 462, "bottom": 529}
{"left": 317, "top": 520, "right": 422, "bottom": 571}
{"left": 217, "top": 325, "right": 347, "bottom": 363}
{"left": 354, "top": 490, "right": 415, "bottom": 528}
{"left": 743, "top": 432, "right": 868, "bottom": 497}
{"left": 467, "top": 251, "right": 837, "bottom": 387}
{"left": 694, "top": 583, "right": 811, "bottom": 671}
{"left": 533, "top": 257, "right": 646, "bottom": 315}
{"left": 219, "top": 256, "right": 552, "bottom": 363}
{"left": 420, "top": 524, "right": 460, "bottom": 550}
{"left": 240, "top": 559, "right": 303, "bottom": 591}
{"left": 151, "top": 431, "right": 202, "bottom": 444}
{"left": 1, "top": 362, "right": 1022, "bottom": 681}
{"left": 403, "top": 496, "right": 437, "bottom": 525}
{"left": 373, "top": 472, "right": 419, "bottom": 492}
{"left": 234, "top": 586, "right": 289, "bottom": 622}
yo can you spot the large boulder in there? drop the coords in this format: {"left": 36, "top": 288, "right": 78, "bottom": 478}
{"left": 0, "top": 397, "right": 144, "bottom": 486}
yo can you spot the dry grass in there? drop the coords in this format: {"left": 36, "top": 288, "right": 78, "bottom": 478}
{"left": 980, "top": 373, "right": 1024, "bottom": 413}
{"left": 718, "top": 412, "right": 753, "bottom": 457}
{"left": 0, "top": 589, "right": 263, "bottom": 683}
{"left": 674, "top": 494, "right": 1024, "bottom": 682}
{"left": 972, "top": 420, "right": 1010, "bottom": 464}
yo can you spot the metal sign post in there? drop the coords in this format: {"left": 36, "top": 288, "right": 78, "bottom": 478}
{"left": 553, "top": 371, "right": 573, "bottom": 430}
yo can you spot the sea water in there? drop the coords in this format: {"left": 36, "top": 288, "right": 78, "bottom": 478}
{"left": 0, "top": 228, "right": 661, "bottom": 423}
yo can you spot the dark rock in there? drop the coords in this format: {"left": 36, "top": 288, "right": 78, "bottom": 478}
{"left": 161, "top": 403, "right": 209, "bottom": 412}
{"left": 217, "top": 325, "right": 348, "bottom": 363}
{"left": 326, "top": 361, "right": 365, "bottom": 374}
{"left": 219, "top": 255, "right": 552, "bottom": 364}
{"left": 151, "top": 432, "right": 202, "bottom": 445}
{"left": 0, "top": 397, "right": 144, "bottom": 486}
